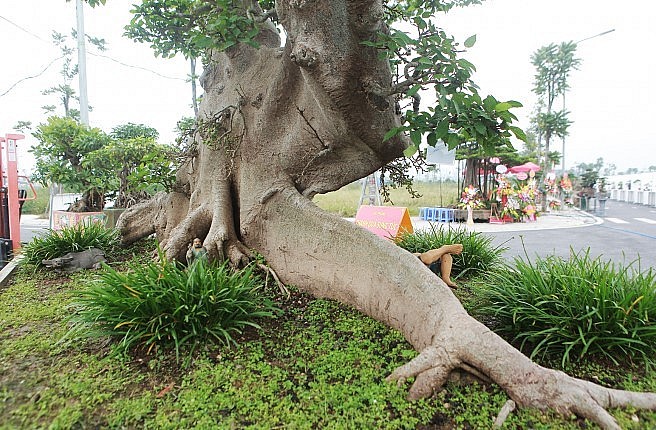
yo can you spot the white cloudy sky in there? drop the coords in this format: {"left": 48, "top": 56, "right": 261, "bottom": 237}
{"left": 1, "top": 0, "right": 654, "bottom": 174}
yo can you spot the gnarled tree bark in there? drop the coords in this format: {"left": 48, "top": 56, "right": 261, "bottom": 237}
{"left": 117, "top": 1, "right": 656, "bottom": 428}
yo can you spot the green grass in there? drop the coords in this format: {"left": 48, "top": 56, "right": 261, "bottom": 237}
{"left": 20, "top": 222, "right": 120, "bottom": 265}
{"left": 65, "top": 254, "right": 279, "bottom": 363}
{"left": 396, "top": 224, "right": 508, "bottom": 280}
{"left": 474, "top": 249, "right": 656, "bottom": 368}
{"left": 313, "top": 180, "right": 460, "bottom": 217}
{"left": 2, "top": 242, "right": 656, "bottom": 429}
{"left": 19, "top": 184, "right": 49, "bottom": 216}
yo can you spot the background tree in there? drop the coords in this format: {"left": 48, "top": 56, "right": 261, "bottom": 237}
{"left": 518, "top": 129, "right": 539, "bottom": 159}
{"left": 41, "top": 30, "right": 106, "bottom": 120}
{"left": 86, "top": 123, "right": 176, "bottom": 208}
{"left": 530, "top": 42, "right": 579, "bottom": 186}
{"left": 124, "top": 0, "right": 210, "bottom": 115}
{"left": 456, "top": 140, "right": 519, "bottom": 200}
{"left": 31, "top": 116, "right": 111, "bottom": 211}
{"left": 31, "top": 118, "right": 175, "bottom": 211}
{"left": 572, "top": 157, "right": 609, "bottom": 195}
{"left": 603, "top": 162, "right": 617, "bottom": 176}
{"left": 85, "top": 0, "right": 656, "bottom": 427}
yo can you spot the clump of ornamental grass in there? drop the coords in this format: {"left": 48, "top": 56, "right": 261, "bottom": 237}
{"left": 396, "top": 224, "right": 507, "bottom": 280}
{"left": 474, "top": 249, "right": 656, "bottom": 368}
{"left": 64, "top": 253, "right": 279, "bottom": 363}
{"left": 21, "top": 222, "right": 119, "bottom": 265}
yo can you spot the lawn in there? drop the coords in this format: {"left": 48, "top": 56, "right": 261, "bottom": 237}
{"left": 1, "top": 239, "right": 655, "bottom": 429}
{"left": 3, "top": 187, "right": 656, "bottom": 429}
{"left": 313, "top": 180, "right": 460, "bottom": 217}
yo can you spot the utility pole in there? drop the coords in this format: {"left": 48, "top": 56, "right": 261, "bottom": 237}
{"left": 76, "top": 0, "right": 90, "bottom": 125}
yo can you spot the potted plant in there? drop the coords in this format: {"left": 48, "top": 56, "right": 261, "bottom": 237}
{"left": 31, "top": 117, "right": 177, "bottom": 229}
{"left": 32, "top": 117, "right": 111, "bottom": 229}
{"left": 90, "top": 123, "right": 177, "bottom": 227}
{"left": 596, "top": 177, "right": 608, "bottom": 216}
{"left": 458, "top": 185, "right": 485, "bottom": 226}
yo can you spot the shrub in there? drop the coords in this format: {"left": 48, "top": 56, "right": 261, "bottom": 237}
{"left": 475, "top": 250, "right": 656, "bottom": 368}
{"left": 396, "top": 224, "right": 507, "bottom": 279}
{"left": 21, "top": 222, "right": 120, "bottom": 265}
{"left": 65, "top": 254, "right": 278, "bottom": 362}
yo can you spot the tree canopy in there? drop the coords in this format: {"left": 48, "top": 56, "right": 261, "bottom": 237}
{"left": 91, "top": 0, "right": 525, "bottom": 179}
{"left": 31, "top": 117, "right": 176, "bottom": 210}
{"left": 530, "top": 41, "right": 580, "bottom": 173}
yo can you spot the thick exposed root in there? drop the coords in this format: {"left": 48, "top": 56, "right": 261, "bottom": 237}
{"left": 117, "top": 189, "right": 253, "bottom": 267}
{"left": 162, "top": 206, "right": 212, "bottom": 261}
{"left": 386, "top": 345, "right": 459, "bottom": 400}
{"left": 385, "top": 342, "right": 656, "bottom": 430}
{"left": 116, "top": 192, "right": 191, "bottom": 247}
{"left": 205, "top": 208, "right": 251, "bottom": 267}
{"left": 245, "top": 187, "right": 656, "bottom": 430}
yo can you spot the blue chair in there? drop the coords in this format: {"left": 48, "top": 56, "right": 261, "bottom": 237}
{"left": 424, "top": 207, "right": 438, "bottom": 221}
{"left": 436, "top": 208, "right": 455, "bottom": 223}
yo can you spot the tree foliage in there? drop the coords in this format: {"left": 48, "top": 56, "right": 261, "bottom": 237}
{"left": 31, "top": 116, "right": 111, "bottom": 211}
{"left": 123, "top": 0, "right": 265, "bottom": 59}
{"left": 41, "top": 30, "right": 106, "bottom": 120}
{"left": 530, "top": 42, "right": 580, "bottom": 173}
{"left": 93, "top": 0, "right": 525, "bottom": 179}
{"left": 31, "top": 118, "right": 177, "bottom": 211}
{"left": 370, "top": 1, "right": 526, "bottom": 178}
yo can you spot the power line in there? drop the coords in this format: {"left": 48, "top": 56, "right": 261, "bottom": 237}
{"left": 1, "top": 13, "right": 187, "bottom": 99}
{"left": 0, "top": 56, "right": 64, "bottom": 97}
{"left": 0, "top": 14, "right": 51, "bottom": 44}
{"left": 0, "top": 50, "right": 187, "bottom": 99}
{"left": 87, "top": 51, "right": 187, "bottom": 81}
{"left": 575, "top": 29, "right": 615, "bottom": 45}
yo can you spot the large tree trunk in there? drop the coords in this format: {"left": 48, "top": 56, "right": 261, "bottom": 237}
{"left": 117, "top": 1, "right": 656, "bottom": 428}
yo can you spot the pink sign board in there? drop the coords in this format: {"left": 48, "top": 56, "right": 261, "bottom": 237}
{"left": 354, "top": 206, "right": 413, "bottom": 239}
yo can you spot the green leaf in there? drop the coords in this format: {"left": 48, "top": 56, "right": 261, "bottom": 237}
{"left": 483, "top": 95, "right": 498, "bottom": 112}
{"left": 474, "top": 121, "right": 487, "bottom": 135}
{"left": 494, "top": 102, "right": 513, "bottom": 112}
{"left": 392, "top": 30, "right": 414, "bottom": 47}
{"left": 427, "top": 132, "right": 437, "bottom": 147}
{"left": 193, "top": 35, "right": 214, "bottom": 49}
{"left": 410, "top": 130, "right": 422, "bottom": 146}
{"left": 403, "top": 144, "right": 418, "bottom": 157}
{"left": 447, "top": 133, "right": 460, "bottom": 149}
{"left": 509, "top": 126, "right": 527, "bottom": 142}
{"left": 464, "top": 35, "right": 477, "bottom": 48}
{"left": 407, "top": 84, "right": 422, "bottom": 97}
{"left": 435, "top": 118, "right": 449, "bottom": 140}
{"left": 383, "top": 127, "right": 401, "bottom": 142}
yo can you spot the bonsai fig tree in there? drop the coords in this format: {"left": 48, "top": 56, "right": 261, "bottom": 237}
{"left": 102, "top": 0, "right": 656, "bottom": 427}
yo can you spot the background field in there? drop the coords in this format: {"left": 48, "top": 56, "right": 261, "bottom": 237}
{"left": 20, "top": 189, "right": 49, "bottom": 216}
{"left": 20, "top": 181, "right": 460, "bottom": 219}
{"left": 313, "top": 180, "right": 460, "bottom": 217}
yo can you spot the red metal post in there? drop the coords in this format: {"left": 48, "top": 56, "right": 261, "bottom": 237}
{"left": 2, "top": 133, "right": 25, "bottom": 251}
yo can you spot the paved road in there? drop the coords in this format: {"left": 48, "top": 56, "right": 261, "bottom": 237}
{"left": 484, "top": 200, "right": 656, "bottom": 270}
{"left": 19, "top": 214, "right": 50, "bottom": 243}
